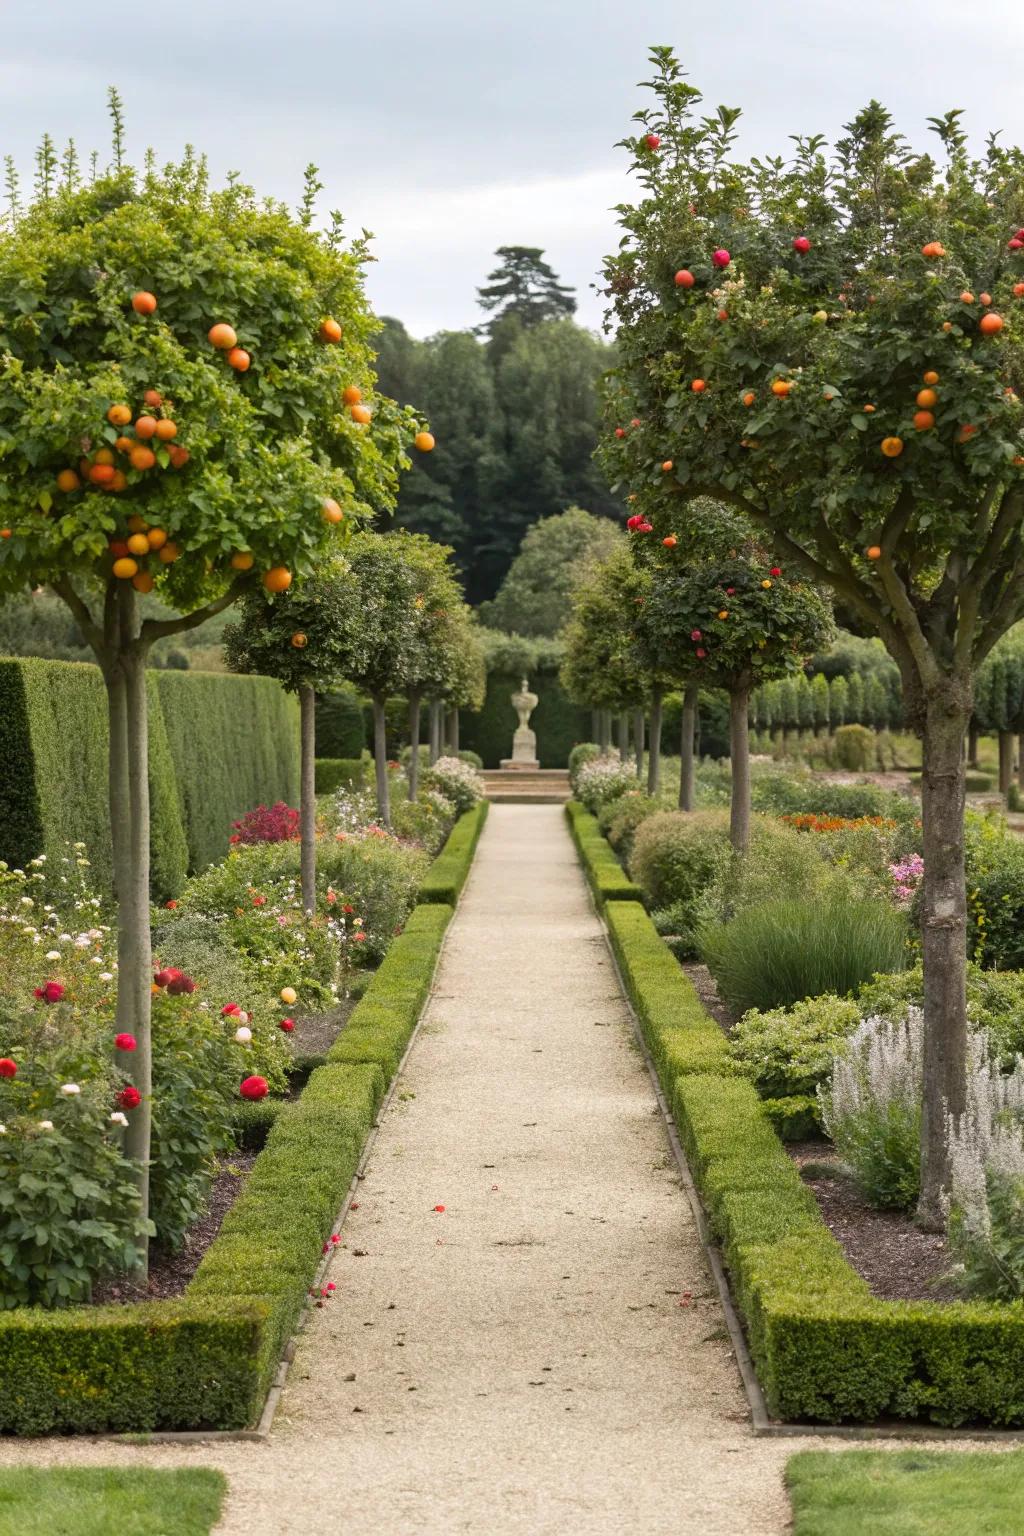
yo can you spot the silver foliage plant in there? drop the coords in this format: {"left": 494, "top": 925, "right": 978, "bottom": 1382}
{"left": 818, "top": 1010, "right": 923, "bottom": 1209}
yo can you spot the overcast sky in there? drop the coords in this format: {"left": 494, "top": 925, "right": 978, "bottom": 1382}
{"left": 4, "top": 1, "right": 1024, "bottom": 338}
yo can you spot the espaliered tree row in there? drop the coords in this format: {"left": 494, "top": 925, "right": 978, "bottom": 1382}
{"left": 0, "top": 104, "right": 428, "bottom": 1268}
{"left": 600, "top": 47, "right": 1024, "bottom": 1223}
{"left": 751, "top": 662, "right": 902, "bottom": 741}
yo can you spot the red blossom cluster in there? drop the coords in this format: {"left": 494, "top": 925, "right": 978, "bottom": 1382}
{"left": 229, "top": 802, "right": 300, "bottom": 845}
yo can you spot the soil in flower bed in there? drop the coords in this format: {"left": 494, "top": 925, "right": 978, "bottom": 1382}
{"left": 787, "top": 1143, "right": 957, "bottom": 1303}
{"left": 682, "top": 961, "right": 737, "bottom": 1035}
{"left": 288, "top": 994, "right": 358, "bottom": 1058}
{"left": 92, "top": 1151, "right": 258, "bottom": 1305}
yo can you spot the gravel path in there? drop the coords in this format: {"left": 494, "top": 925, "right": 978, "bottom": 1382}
{"left": 0, "top": 805, "right": 978, "bottom": 1532}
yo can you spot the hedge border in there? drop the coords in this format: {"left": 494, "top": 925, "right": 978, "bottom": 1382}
{"left": 571, "top": 817, "right": 1024, "bottom": 1429}
{"left": 0, "top": 820, "right": 478, "bottom": 1436}
{"left": 417, "top": 801, "right": 489, "bottom": 905}
{"left": 564, "top": 801, "right": 644, "bottom": 907}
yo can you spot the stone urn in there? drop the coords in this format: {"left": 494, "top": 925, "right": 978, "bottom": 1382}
{"left": 500, "top": 676, "right": 540, "bottom": 770}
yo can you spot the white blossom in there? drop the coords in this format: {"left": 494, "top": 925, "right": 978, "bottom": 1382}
{"left": 109, "top": 1111, "right": 128, "bottom": 1128}
{"left": 59, "top": 1083, "right": 81, "bottom": 1097}
{"left": 37, "top": 1120, "right": 54, "bottom": 1131}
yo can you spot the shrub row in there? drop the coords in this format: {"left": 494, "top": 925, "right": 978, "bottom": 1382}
{"left": 565, "top": 802, "right": 644, "bottom": 906}
{"left": 573, "top": 818, "right": 1024, "bottom": 1426}
{"left": 313, "top": 757, "right": 366, "bottom": 795}
{"left": 417, "top": 802, "right": 489, "bottom": 904}
{"left": 0, "top": 657, "right": 299, "bottom": 899}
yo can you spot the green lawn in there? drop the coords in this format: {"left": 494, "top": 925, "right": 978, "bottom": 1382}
{"left": 0, "top": 1467, "right": 225, "bottom": 1536}
{"left": 787, "top": 1449, "right": 1024, "bottom": 1535}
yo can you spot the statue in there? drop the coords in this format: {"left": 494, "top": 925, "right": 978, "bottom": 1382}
{"left": 501, "top": 676, "right": 540, "bottom": 770}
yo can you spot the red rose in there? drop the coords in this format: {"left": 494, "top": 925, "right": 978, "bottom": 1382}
{"left": 153, "top": 967, "right": 178, "bottom": 988}
{"left": 167, "top": 973, "right": 195, "bottom": 995}
{"left": 240, "top": 1075, "right": 269, "bottom": 1100}
{"left": 690, "top": 630, "right": 702, "bottom": 642}
{"left": 118, "top": 1085, "right": 141, "bottom": 1110}
{"left": 343, "top": 904, "right": 354, "bottom": 915}
{"left": 326, "top": 1281, "right": 336, "bottom": 1292}
{"left": 114, "top": 1033, "right": 137, "bottom": 1052}
{"left": 165, "top": 899, "right": 178, "bottom": 909}
{"left": 221, "top": 1003, "right": 242, "bottom": 1018}
{"left": 770, "top": 566, "right": 782, "bottom": 577}
{"left": 34, "top": 981, "right": 64, "bottom": 1004}
{"left": 279, "top": 1018, "right": 295, "bottom": 1033}
{"left": 696, "top": 648, "right": 707, "bottom": 659}
{"left": 0, "top": 1058, "right": 17, "bottom": 1079}
{"left": 252, "top": 895, "right": 266, "bottom": 907}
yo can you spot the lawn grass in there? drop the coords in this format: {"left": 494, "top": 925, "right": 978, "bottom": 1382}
{"left": 0, "top": 1467, "right": 225, "bottom": 1536}
{"left": 787, "top": 1448, "right": 1024, "bottom": 1535}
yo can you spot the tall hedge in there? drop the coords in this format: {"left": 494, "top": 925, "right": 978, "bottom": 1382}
{"left": 0, "top": 658, "right": 298, "bottom": 897}
{"left": 315, "top": 685, "right": 366, "bottom": 758}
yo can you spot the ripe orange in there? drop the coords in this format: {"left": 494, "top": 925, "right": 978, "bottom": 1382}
{"left": 942, "top": 321, "right": 954, "bottom": 332}
{"left": 662, "top": 535, "right": 677, "bottom": 548}
{"left": 960, "top": 291, "right": 974, "bottom": 304}
{"left": 159, "top": 542, "right": 182, "bottom": 564}
{"left": 263, "top": 567, "right": 292, "bottom": 593}
{"left": 107, "top": 403, "right": 132, "bottom": 426}
{"left": 321, "top": 498, "right": 343, "bottom": 524}
{"left": 167, "top": 445, "right": 190, "bottom": 469}
{"left": 230, "top": 551, "right": 255, "bottom": 570}
{"left": 144, "top": 389, "right": 163, "bottom": 408}
{"left": 350, "top": 403, "right": 372, "bottom": 424}
{"left": 89, "top": 463, "right": 116, "bottom": 485}
{"left": 93, "top": 448, "right": 115, "bottom": 466}
{"left": 980, "top": 292, "right": 993, "bottom": 307}
{"left": 112, "top": 556, "right": 139, "bottom": 579}
{"left": 291, "top": 632, "right": 308, "bottom": 648}
{"left": 114, "top": 435, "right": 134, "bottom": 454}
{"left": 770, "top": 378, "right": 793, "bottom": 397}
{"left": 132, "top": 571, "right": 155, "bottom": 594}
{"left": 135, "top": 415, "right": 158, "bottom": 440}
{"left": 718, "top": 609, "right": 729, "bottom": 620}
{"left": 913, "top": 410, "right": 935, "bottom": 431}
{"left": 146, "top": 528, "right": 168, "bottom": 551}
{"left": 742, "top": 391, "right": 755, "bottom": 407}
{"left": 126, "top": 533, "right": 150, "bottom": 556}
{"left": 209, "top": 323, "right": 238, "bottom": 350}
{"left": 867, "top": 545, "right": 882, "bottom": 560}
{"left": 881, "top": 436, "right": 904, "bottom": 457}
{"left": 109, "top": 471, "right": 127, "bottom": 492}
{"left": 980, "top": 312, "right": 1005, "bottom": 335}
{"left": 227, "top": 347, "right": 250, "bottom": 372}
{"left": 921, "top": 241, "right": 946, "bottom": 258}
{"left": 922, "top": 370, "right": 940, "bottom": 385}
{"left": 691, "top": 379, "right": 706, "bottom": 393}
{"left": 863, "top": 404, "right": 876, "bottom": 413}
{"left": 958, "top": 424, "right": 978, "bottom": 443}
{"left": 661, "top": 460, "right": 674, "bottom": 472}
{"left": 342, "top": 384, "right": 362, "bottom": 406}
{"left": 131, "top": 291, "right": 157, "bottom": 315}
{"left": 413, "top": 431, "right": 435, "bottom": 452}
{"left": 154, "top": 419, "right": 177, "bottom": 441}
{"left": 916, "top": 388, "right": 938, "bottom": 408}
{"left": 1015, "top": 283, "right": 1024, "bottom": 298}
{"left": 127, "top": 514, "right": 149, "bottom": 533}
{"left": 56, "top": 469, "right": 80, "bottom": 493}
{"left": 319, "top": 318, "right": 342, "bottom": 343}
{"left": 0, "top": 529, "right": 10, "bottom": 539}
{"left": 129, "top": 445, "right": 156, "bottom": 472}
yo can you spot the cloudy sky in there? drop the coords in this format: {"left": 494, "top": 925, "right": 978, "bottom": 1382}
{"left": 4, "top": 1, "right": 1024, "bottom": 338}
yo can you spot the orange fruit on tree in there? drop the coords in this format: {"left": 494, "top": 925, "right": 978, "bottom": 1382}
{"left": 112, "top": 556, "right": 138, "bottom": 579}
{"left": 158, "top": 542, "right": 181, "bottom": 564}
{"left": 167, "top": 445, "right": 190, "bottom": 469}
{"left": 960, "top": 291, "right": 974, "bottom": 304}
{"left": 913, "top": 410, "right": 935, "bottom": 431}
{"left": 691, "top": 378, "right": 706, "bottom": 393}
{"left": 107, "top": 403, "right": 132, "bottom": 427}
{"left": 127, "top": 533, "right": 150, "bottom": 556}
{"left": 131, "top": 291, "right": 157, "bottom": 315}
{"left": 942, "top": 321, "right": 954, "bottom": 332}
{"left": 917, "top": 388, "right": 938, "bottom": 408}
{"left": 78, "top": 457, "right": 90, "bottom": 477}
{"left": 742, "top": 391, "right": 755, "bottom": 407}
{"left": 208, "top": 323, "right": 237, "bottom": 350}
{"left": 109, "top": 470, "right": 127, "bottom": 492}
{"left": 863, "top": 404, "right": 876, "bottom": 413}
{"left": 923, "top": 370, "right": 939, "bottom": 385}
{"left": 227, "top": 347, "right": 250, "bottom": 372}
{"left": 881, "top": 436, "right": 904, "bottom": 457}
{"left": 291, "top": 632, "right": 308, "bottom": 648}
{"left": 129, "top": 445, "right": 156, "bottom": 471}
{"left": 263, "top": 566, "right": 292, "bottom": 593}
{"left": 230, "top": 551, "right": 255, "bottom": 570}
{"left": 154, "top": 419, "right": 177, "bottom": 441}
{"left": 958, "top": 424, "right": 978, "bottom": 442}
{"left": 1014, "top": 283, "right": 1024, "bottom": 298}
{"left": 56, "top": 469, "right": 80, "bottom": 493}
{"left": 770, "top": 378, "right": 793, "bottom": 397}
{"left": 718, "top": 609, "right": 729, "bottom": 620}
{"left": 127, "top": 514, "right": 149, "bottom": 532}
{"left": 921, "top": 241, "right": 946, "bottom": 258}
{"left": 980, "top": 312, "right": 1005, "bottom": 335}
{"left": 350, "top": 403, "right": 371, "bottom": 424}
{"left": 89, "top": 463, "right": 116, "bottom": 485}
{"left": 413, "top": 431, "right": 435, "bottom": 452}
{"left": 0, "top": 529, "right": 10, "bottom": 539}
{"left": 342, "top": 384, "right": 362, "bottom": 406}
{"left": 319, "top": 318, "right": 342, "bottom": 343}
{"left": 866, "top": 545, "right": 882, "bottom": 560}
{"left": 135, "top": 415, "right": 158, "bottom": 440}
{"left": 979, "top": 292, "right": 992, "bottom": 307}
{"left": 321, "top": 498, "right": 343, "bottom": 524}
{"left": 143, "top": 389, "right": 163, "bottom": 408}
{"left": 94, "top": 447, "right": 115, "bottom": 466}
{"left": 132, "top": 571, "right": 155, "bottom": 594}
{"left": 661, "top": 460, "right": 674, "bottom": 472}
{"left": 114, "top": 435, "right": 134, "bottom": 454}
{"left": 146, "top": 528, "right": 168, "bottom": 551}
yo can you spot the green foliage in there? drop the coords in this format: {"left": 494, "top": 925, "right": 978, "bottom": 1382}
{"left": 0, "top": 1467, "right": 226, "bottom": 1536}
{"left": 561, "top": 543, "right": 670, "bottom": 712}
{"left": 713, "top": 815, "right": 842, "bottom": 919}
{"left": 480, "top": 507, "right": 623, "bottom": 637}
{"left": 751, "top": 770, "right": 917, "bottom": 823}
{"left": 701, "top": 896, "right": 909, "bottom": 1013}
{"left": 417, "top": 803, "right": 489, "bottom": 904}
{"left": 965, "top": 813, "right": 1024, "bottom": 969}
{"left": 786, "top": 1449, "right": 1024, "bottom": 1536}
{"left": 564, "top": 804, "right": 644, "bottom": 907}
{"left": 224, "top": 558, "right": 365, "bottom": 696}
{"left": 859, "top": 962, "right": 1024, "bottom": 1066}
{"left": 568, "top": 741, "right": 601, "bottom": 787}
{"left": 598, "top": 791, "right": 660, "bottom": 861}
{"left": 229, "top": 1098, "right": 284, "bottom": 1152}
{"left": 314, "top": 757, "right": 365, "bottom": 795}
{"left": 833, "top": 723, "right": 875, "bottom": 771}
{"left": 628, "top": 809, "right": 732, "bottom": 924}
{"left": 729, "top": 994, "right": 862, "bottom": 1099}
{"left": 476, "top": 245, "right": 577, "bottom": 332}
{"left": 315, "top": 686, "right": 366, "bottom": 758}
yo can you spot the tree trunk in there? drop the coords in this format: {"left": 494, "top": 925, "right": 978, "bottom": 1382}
{"left": 617, "top": 711, "right": 629, "bottom": 762}
{"left": 999, "top": 730, "right": 1014, "bottom": 796}
{"left": 408, "top": 690, "right": 422, "bottom": 800}
{"left": 428, "top": 698, "right": 442, "bottom": 765}
{"left": 729, "top": 685, "right": 751, "bottom": 853}
{"left": 1018, "top": 731, "right": 1024, "bottom": 792}
{"left": 917, "top": 695, "right": 970, "bottom": 1229}
{"left": 298, "top": 684, "right": 316, "bottom": 915}
{"left": 632, "top": 708, "right": 644, "bottom": 778}
{"left": 446, "top": 706, "right": 460, "bottom": 756}
{"left": 647, "top": 687, "right": 663, "bottom": 796}
{"left": 679, "top": 682, "right": 698, "bottom": 812}
{"left": 372, "top": 693, "right": 391, "bottom": 828}
{"left": 967, "top": 721, "right": 979, "bottom": 769}
{"left": 596, "top": 710, "right": 610, "bottom": 752}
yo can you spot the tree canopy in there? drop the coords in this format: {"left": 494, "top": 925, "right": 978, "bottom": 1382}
{"left": 480, "top": 506, "right": 623, "bottom": 637}
{"left": 476, "top": 245, "right": 577, "bottom": 335}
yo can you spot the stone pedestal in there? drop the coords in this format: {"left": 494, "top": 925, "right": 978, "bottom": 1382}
{"left": 500, "top": 676, "right": 540, "bottom": 771}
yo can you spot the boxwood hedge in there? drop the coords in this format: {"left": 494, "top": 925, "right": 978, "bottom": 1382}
{"left": 417, "top": 802, "right": 489, "bottom": 904}
{"left": 564, "top": 802, "right": 644, "bottom": 907}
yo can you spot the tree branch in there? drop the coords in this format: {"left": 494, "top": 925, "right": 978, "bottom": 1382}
{"left": 139, "top": 580, "right": 248, "bottom": 647}
{"left": 50, "top": 576, "right": 105, "bottom": 659}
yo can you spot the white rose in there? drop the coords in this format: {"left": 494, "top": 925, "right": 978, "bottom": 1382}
{"left": 234, "top": 1026, "right": 253, "bottom": 1044}
{"left": 59, "top": 1083, "right": 81, "bottom": 1097}
{"left": 109, "top": 1111, "right": 128, "bottom": 1128}
{"left": 37, "top": 1120, "right": 54, "bottom": 1131}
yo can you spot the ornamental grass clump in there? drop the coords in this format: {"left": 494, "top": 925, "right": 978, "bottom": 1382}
{"left": 819, "top": 1009, "right": 923, "bottom": 1209}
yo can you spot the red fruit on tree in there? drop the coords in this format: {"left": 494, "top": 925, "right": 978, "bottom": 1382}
{"left": 674, "top": 269, "right": 695, "bottom": 288}
{"left": 131, "top": 291, "right": 157, "bottom": 315}
{"left": 644, "top": 133, "right": 660, "bottom": 149}
{"left": 792, "top": 235, "right": 811, "bottom": 253}
{"left": 712, "top": 248, "right": 731, "bottom": 268}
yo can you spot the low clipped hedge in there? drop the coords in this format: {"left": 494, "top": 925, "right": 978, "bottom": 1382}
{"left": 573, "top": 816, "right": 1024, "bottom": 1426}
{"left": 314, "top": 757, "right": 366, "bottom": 795}
{"left": 565, "top": 801, "right": 643, "bottom": 907}
{"left": 417, "top": 802, "right": 489, "bottom": 904}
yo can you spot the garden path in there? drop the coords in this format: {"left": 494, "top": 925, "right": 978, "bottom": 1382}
{"left": 0, "top": 805, "right": 847, "bottom": 1531}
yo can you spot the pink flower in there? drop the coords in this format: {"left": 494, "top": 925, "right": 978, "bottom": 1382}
{"left": 221, "top": 1003, "right": 242, "bottom": 1018}
{"left": 33, "top": 981, "right": 65, "bottom": 1004}
{"left": 353, "top": 931, "right": 367, "bottom": 943}
{"left": 252, "top": 895, "right": 267, "bottom": 907}
{"left": 165, "top": 899, "right": 178, "bottom": 909}
{"left": 118, "top": 1085, "right": 141, "bottom": 1110}
{"left": 167, "top": 973, "right": 195, "bottom": 995}
{"left": 696, "top": 648, "right": 707, "bottom": 659}
{"left": 690, "top": 630, "right": 702, "bottom": 642}
{"left": 326, "top": 1281, "right": 336, "bottom": 1292}
{"left": 114, "top": 1033, "right": 137, "bottom": 1052}
{"left": 343, "top": 904, "right": 354, "bottom": 915}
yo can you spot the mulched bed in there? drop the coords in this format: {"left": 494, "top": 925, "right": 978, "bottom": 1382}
{"left": 682, "top": 961, "right": 736, "bottom": 1035}
{"left": 92, "top": 1151, "right": 258, "bottom": 1305}
{"left": 288, "top": 993, "right": 358, "bottom": 1057}
{"left": 787, "top": 1142, "right": 957, "bottom": 1303}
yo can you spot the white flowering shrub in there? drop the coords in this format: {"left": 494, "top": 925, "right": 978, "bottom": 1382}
{"left": 818, "top": 1009, "right": 923, "bottom": 1209}
{"left": 946, "top": 1040, "right": 1024, "bottom": 1299}
{"left": 425, "top": 756, "right": 485, "bottom": 815}
{"left": 574, "top": 754, "right": 638, "bottom": 816}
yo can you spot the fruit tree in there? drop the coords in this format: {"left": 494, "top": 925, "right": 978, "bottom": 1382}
{"left": 601, "top": 47, "right": 1024, "bottom": 1221}
{"left": 0, "top": 111, "right": 421, "bottom": 1264}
